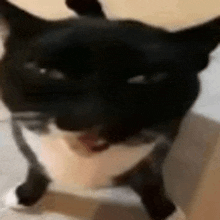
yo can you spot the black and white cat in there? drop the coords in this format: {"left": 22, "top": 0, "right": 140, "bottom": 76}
{"left": 0, "top": 0, "right": 219, "bottom": 219}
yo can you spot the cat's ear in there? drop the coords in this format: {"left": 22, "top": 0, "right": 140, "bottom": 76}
{"left": 171, "top": 17, "right": 220, "bottom": 73}
{"left": 146, "top": 17, "right": 220, "bottom": 74}
{"left": 65, "top": 0, "right": 106, "bottom": 18}
{"left": 174, "top": 17, "right": 220, "bottom": 54}
{"left": 0, "top": 0, "right": 50, "bottom": 40}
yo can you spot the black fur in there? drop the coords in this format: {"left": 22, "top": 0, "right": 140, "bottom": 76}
{"left": 0, "top": 0, "right": 219, "bottom": 219}
{"left": 127, "top": 142, "right": 176, "bottom": 219}
{"left": 66, "top": 0, "right": 105, "bottom": 17}
{"left": 16, "top": 166, "right": 50, "bottom": 207}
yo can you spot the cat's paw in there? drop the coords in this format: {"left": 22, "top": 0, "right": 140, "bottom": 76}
{"left": 3, "top": 185, "right": 27, "bottom": 210}
{"left": 165, "top": 207, "right": 186, "bottom": 220}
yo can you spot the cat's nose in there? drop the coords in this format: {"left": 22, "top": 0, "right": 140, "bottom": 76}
{"left": 55, "top": 96, "right": 104, "bottom": 131}
{"left": 55, "top": 114, "right": 101, "bottom": 131}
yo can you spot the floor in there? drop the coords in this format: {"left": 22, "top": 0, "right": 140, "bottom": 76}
{"left": 0, "top": 0, "right": 220, "bottom": 219}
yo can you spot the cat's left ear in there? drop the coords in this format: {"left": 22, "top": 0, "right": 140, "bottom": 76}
{"left": 65, "top": 0, "right": 106, "bottom": 18}
{"left": 174, "top": 17, "right": 220, "bottom": 53}
{"left": 168, "top": 17, "right": 220, "bottom": 73}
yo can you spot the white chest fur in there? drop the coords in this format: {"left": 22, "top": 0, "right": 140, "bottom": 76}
{"left": 20, "top": 124, "right": 156, "bottom": 189}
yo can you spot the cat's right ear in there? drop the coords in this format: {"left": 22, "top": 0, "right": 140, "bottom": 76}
{"left": 65, "top": 0, "right": 106, "bottom": 18}
{"left": 0, "top": 0, "right": 50, "bottom": 39}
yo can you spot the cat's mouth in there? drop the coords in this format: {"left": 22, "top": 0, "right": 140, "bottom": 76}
{"left": 78, "top": 133, "right": 110, "bottom": 153}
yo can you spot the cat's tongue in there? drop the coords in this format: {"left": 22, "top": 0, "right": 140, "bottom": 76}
{"left": 78, "top": 133, "right": 109, "bottom": 153}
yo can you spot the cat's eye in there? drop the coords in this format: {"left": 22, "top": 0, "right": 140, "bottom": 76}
{"left": 39, "top": 68, "right": 47, "bottom": 74}
{"left": 127, "top": 73, "right": 167, "bottom": 84}
{"left": 150, "top": 72, "right": 168, "bottom": 83}
{"left": 25, "top": 62, "right": 64, "bottom": 80}
{"left": 48, "top": 70, "right": 65, "bottom": 80}
{"left": 127, "top": 75, "right": 146, "bottom": 84}
{"left": 25, "top": 62, "right": 48, "bottom": 75}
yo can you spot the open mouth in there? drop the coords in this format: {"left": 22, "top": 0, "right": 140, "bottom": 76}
{"left": 78, "top": 133, "right": 110, "bottom": 153}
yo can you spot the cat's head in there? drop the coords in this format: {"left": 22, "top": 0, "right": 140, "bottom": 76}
{"left": 0, "top": 0, "right": 219, "bottom": 148}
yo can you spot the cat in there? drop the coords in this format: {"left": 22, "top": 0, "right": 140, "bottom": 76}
{"left": 0, "top": 0, "right": 219, "bottom": 219}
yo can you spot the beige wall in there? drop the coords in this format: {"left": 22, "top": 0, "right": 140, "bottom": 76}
{"left": 9, "top": 0, "right": 220, "bottom": 29}
{"left": 103, "top": 0, "right": 220, "bottom": 29}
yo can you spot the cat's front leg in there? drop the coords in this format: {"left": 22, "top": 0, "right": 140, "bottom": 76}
{"left": 3, "top": 119, "right": 51, "bottom": 209}
{"left": 4, "top": 166, "right": 50, "bottom": 209}
{"left": 127, "top": 142, "right": 184, "bottom": 220}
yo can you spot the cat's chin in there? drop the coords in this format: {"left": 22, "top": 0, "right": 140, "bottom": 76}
{"left": 3, "top": 185, "right": 27, "bottom": 210}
